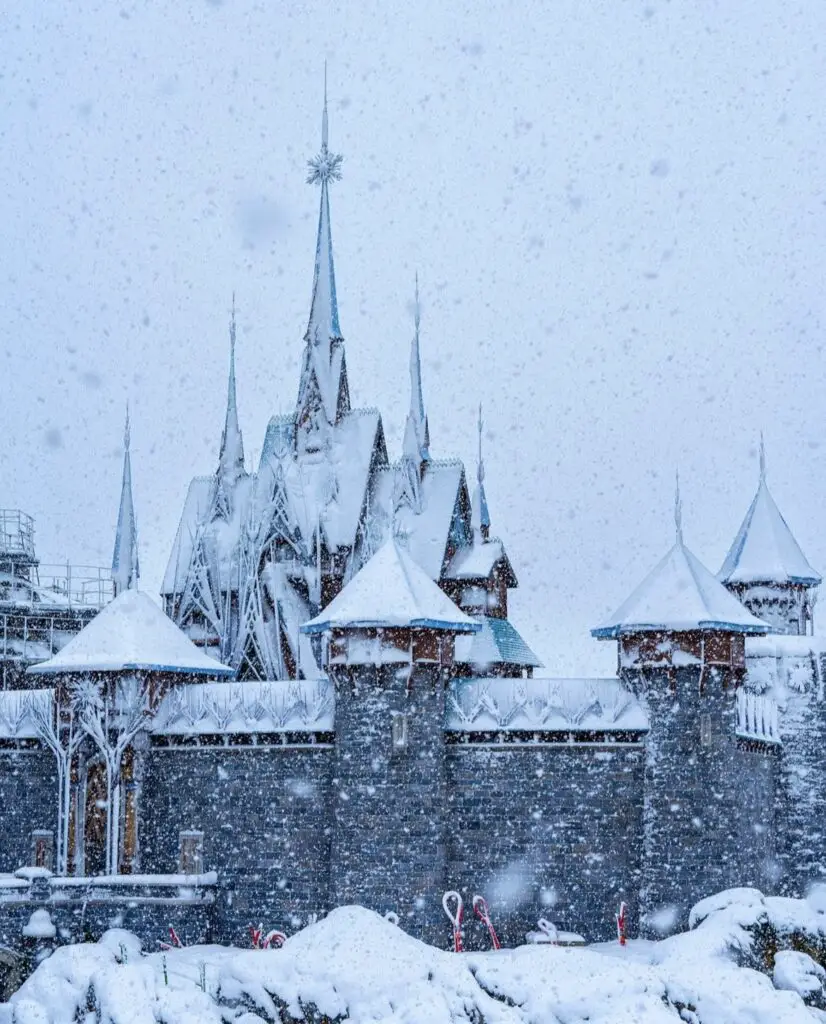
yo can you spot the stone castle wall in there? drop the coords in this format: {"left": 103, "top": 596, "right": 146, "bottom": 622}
{"left": 446, "top": 741, "right": 644, "bottom": 945}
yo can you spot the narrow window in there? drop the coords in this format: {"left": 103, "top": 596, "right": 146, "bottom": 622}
{"left": 31, "top": 830, "right": 54, "bottom": 871}
{"left": 391, "top": 713, "right": 409, "bottom": 752}
{"left": 700, "top": 713, "right": 712, "bottom": 746}
{"left": 179, "top": 831, "right": 204, "bottom": 874}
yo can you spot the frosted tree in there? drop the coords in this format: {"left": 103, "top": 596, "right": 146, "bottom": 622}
{"left": 29, "top": 690, "right": 83, "bottom": 875}
{"left": 72, "top": 677, "right": 151, "bottom": 875}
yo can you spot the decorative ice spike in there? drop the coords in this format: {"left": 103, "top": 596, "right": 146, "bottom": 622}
{"left": 111, "top": 406, "right": 140, "bottom": 596}
{"left": 471, "top": 403, "right": 490, "bottom": 540}
{"left": 217, "top": 294, "right": 246, "bottom": 503}
{"left": 298, "top": 66, "right": 347, "bottom": 429}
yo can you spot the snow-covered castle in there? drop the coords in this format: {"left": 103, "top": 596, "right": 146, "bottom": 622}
{"left": 1, "top": 96, "right": 825, "bottom": 965}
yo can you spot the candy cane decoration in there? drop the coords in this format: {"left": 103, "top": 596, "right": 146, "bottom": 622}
{"left": 616, "top": 902, "right": 628, "bottom": 946}
{"left": 473, "top": 895, "right": 501, "bottom": 951}
{"left": 537, "top": 918, "right": 559, "bottom": 944}
{"left": 250, "top": 924, "right": 286, "bottom": 949}
{"left": 158, "top": 925, "right": 185, "bottom": 950}
{"left": 442, "top": 891, "right": 464, "bottom": 952}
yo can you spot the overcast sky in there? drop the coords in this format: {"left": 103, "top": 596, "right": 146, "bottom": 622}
{"left": 2, "top": 1, "right": 826, "bottom": 674}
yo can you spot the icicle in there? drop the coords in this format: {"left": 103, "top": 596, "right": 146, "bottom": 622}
{"left": 111, "top": 405, "right": 140, "bottom": 596}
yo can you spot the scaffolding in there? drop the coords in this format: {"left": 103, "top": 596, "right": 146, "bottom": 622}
{"left": 0, "top": 509, "right": 112, "bottom": 687}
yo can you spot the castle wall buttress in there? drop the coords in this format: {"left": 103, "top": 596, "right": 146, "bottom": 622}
{"left": 629, "top": 666, "right": 777, "bottom": 935}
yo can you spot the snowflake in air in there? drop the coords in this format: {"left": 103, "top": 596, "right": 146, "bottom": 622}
{"left": 306, "top": 147, "right": 343, "bottom": 186}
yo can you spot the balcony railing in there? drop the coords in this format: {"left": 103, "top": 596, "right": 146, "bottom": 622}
{"left": 0, "top": 564, "right": 113, "bottom": 610}
{"left": 0, "top": 510, "right": 36, "bottom": 562}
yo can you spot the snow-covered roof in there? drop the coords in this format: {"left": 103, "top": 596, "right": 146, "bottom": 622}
{"left": 718, "top": 478, "right": 821, "bottom": 587}
{"left": 152, "top": 680, "right": 334, "bottom": 735}
{"left": 444, "top": 536, "right": 516, "bottom": 585}
{"left": 302, "top": 539, "right": 479, "bottom": 633}
{"left": 593, "top": 539, "right": 769, "bottom": 638}
{"left": 446, "top": 677, "right": 647, "bottom": 733}
{"left": 455, "top": 616, "right": 542, "bottom": 669}
{"left": 28, "top": 590, "right": 234, "bottom": 677}
{"left": 373, "top": 459, "right": 468, "bottom": 580}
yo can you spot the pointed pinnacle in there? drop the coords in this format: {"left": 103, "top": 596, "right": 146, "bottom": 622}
{"left": 124, "top": 403, "right": 131, "bottom": 451}
{"left": 759, "top": 431, "right": 766, "bottom": 482}
{"left": 414, "top": 272, "right": 421, "bottom": 335}
{"left": 230, "top": 292, "right": 237, "bottom": 349}
{"left": 477, "top": 403, "right": 485, "bottom": 484}
{"left": 674, "top": 469, "right": 683, "bottom": 543}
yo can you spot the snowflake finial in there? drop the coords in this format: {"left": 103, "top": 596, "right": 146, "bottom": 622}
{"left": 230, "top": 291, "right": 236, "bottom": 351}
{"left": 759, "top": 431, "right": 766, "bottom": 482}
{"left": 306, "top": 63, "right": 343, "bottom": 186}
{"left": 477, "top": 403, "right": 485, "bottom": 485}
{"left": 124, "top": 402, "right": 131, "bottom": 451}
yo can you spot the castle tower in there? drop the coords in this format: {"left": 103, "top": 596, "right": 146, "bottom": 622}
{"left": 592, "top": 485, "right": 773, "bottom": 934}
{"left": 302, "top": 538, "right": 478, "bottom": 944}
{"left": 718, "top": 440, "right": 820, "bottom": 634}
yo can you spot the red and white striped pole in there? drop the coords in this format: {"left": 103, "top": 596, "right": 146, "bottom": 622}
{"left": 616, "top": 902, "right": 628, "bottom": 946}
{"left": 473, "top": 895, "right": 501, "bottom": 951}
{"left": 442, "top": 891, "right": 464, "bottom": 952}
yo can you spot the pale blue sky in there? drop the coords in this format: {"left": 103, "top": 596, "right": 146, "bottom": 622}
{"left": 2, "top": 0, "right": 825, "bottom": 673}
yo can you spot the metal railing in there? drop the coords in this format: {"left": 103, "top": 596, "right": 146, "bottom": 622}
{"left": 736, "top": 690, "right": 780, "bottom": 744}
{"left": 0, "top": 564, "right": 113, "bottom": 610}
{"left": 0, "top": 510, "right": 36, "bottom": 562}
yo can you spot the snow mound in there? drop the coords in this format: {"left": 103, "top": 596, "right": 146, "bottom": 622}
{"left": 4, "top": 900, "right": 826, "bottom": 1023}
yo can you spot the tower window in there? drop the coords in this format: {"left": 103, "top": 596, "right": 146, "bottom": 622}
{"left": 700, "top": 714, "right": 712, "bottom": 746}
{"left": 179, "top": 831, "right": 204, "bottom": 874}
{"left": 31, "top": 830, "right": 54, "bottom": 872}
{"left": 391, "top": 714, "right": 409, "bottom": 752}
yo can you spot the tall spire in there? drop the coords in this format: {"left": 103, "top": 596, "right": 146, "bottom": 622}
{"left": 759, "top": 431, "right": 766, "bottom": 483}
{"left": 408, "top": 273, "right": 430, "bottom": 464}
{"left": 674, "top": 470, "right": 683, "bottom": 545}
{"left": 471, "top": 404, "right": 491, "bottom": 541}
{"left": 298, "top": 64, "right": 347, "bottom": 430}
{"left": 112, "top": 406, "right": 140, "bottom": 597}
{"left": 217, "top": 292, "right": 245, "bottom": 501}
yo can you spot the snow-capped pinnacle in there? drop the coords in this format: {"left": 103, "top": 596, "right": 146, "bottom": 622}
{"left": 217, "top": 293, "right": 245, "bottom": 499}
{"left": 471, "top": 403, "right": 490, "bottom": 541}
{"left": 674, "top": 469, "right": 683, "bottom": 546}
{"left": 408, "top": 274, "right": 430, "bottom": 465}
{"left": 111, "top": 405, "right": 140, "bottom": 597}
{"left": 718, "top": 442, "right": 821, "bottom": 587}
{"left": 297, "top": 69, "right": 348, "bottom": 433}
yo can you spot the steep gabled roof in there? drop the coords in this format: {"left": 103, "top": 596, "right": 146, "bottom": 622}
{"left": 592, "top": 539, "right": 769, "bottom": 638}
{"left": 302, "top": 539, "right": 478, "bottom": 633}
{"left": 455, "top": 616, "right": 542, "bottom": 669}
{"left": 28, "top": 589, "right": 234, "bottom": 676}
{"left": 719, "top": 478, "right": 821, "bottom": 587}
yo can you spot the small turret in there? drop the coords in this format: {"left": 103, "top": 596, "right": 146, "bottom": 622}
{"left": 592, "top": 480, "right": 774, "bottom": 934}
{"left": 214, "top": 294, "right": 245, "bottom": 516}
{"left": 719, "top": 439, "right": 820, "bottom": 635}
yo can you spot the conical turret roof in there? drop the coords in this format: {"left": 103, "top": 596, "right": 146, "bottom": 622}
{"left": 718, "top": 477, "right": 820, "bottom": 587}
{"left": 593, "top": 539, "right": 769, "bottom": 638}
{"left": 302, "top": 538, "right": 479, "bottom": 633}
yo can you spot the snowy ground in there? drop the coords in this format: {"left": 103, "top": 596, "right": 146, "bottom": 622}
{"left": 4, "top": 891, "right": 826, "bottom": 1023}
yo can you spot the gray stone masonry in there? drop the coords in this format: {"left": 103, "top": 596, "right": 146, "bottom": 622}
{"left": 139, "top": 744, "right": 332, "bottom": 944}
{"left": 446, "top": 742, "right": 644, "bottom": 946}
{"left": 627, "top": 666, "right": 777, "bottom": 936}
{"left": 0, "top": 752, "right": 56, "bottom": 873}
{"left": 328, "top": 663, "right": 448, "bottom": 946}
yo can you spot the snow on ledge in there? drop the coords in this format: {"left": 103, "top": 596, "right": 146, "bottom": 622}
{"left": 445, "top": 677, "right": 647, "bottom": 733}
{"left": 151, "top": 680, "right": 334, "bottom": 735}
